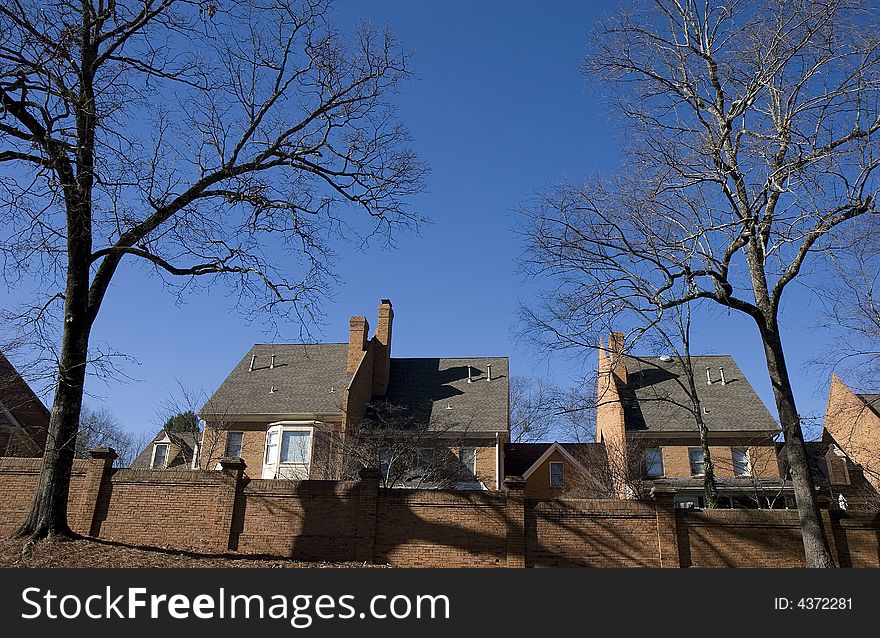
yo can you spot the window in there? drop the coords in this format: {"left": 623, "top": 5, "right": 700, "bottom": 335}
{"left": 733, "top": 448, "right": 751, "bottom": 476}
{"left": 151, "top": 443, "right": 169, "bottom": 469}
{"left": 264, "top": 430, "right": 278, "bottom": 464}
{"left": 280, "top": 430, "right": 311, "bottom": 464}
{"left": 225, "top": 431, "right": 243, "bottom": 457}
{"left": 645, "top": 448, "right": 664, "bottom": 478}
{"left": 460, "top": 447, "right": 477, "bottom": 476}
{"left": 549, "top": 461, "right": 564, "bottom": 487}
{"left": 378, "top": 447, "right": 391, "bottom": 480}
{"left": 416, "top": 447, "right": 434, "bottom": 471}
{"left": 689, "top": 448, "right": 705, "bottom": 477}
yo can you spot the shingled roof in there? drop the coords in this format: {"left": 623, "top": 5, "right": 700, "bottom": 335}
{"left": 381, "top": 357, "right": 509, "bottom": 434}
{"left": 621, "top": 355, "right": 779, "bottom": 434}
{"left": 201, "top": 344, "right": 353, "bottom": 416}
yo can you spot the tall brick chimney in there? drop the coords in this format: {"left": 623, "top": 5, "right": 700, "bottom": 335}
{"left": 372, "top": 299, "right": 393, "bottom": 396}
{"left": 596, "top": 332, "right": 630, "bottom": 498}
{"left": 608, "top": 331, "right": 627, "bottom": 386}
{"left": 348, "top": 315, "right": 370, "bottom": 373}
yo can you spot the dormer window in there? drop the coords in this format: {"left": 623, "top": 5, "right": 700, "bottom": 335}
{"left": 550, "top": 461, "right": 564, "bottom": 487}
{"left": 151, "top": 443, "right": 169, "bottom": 469}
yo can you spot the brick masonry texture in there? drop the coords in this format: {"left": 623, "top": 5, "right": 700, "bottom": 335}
{"left": 2, "top": 454, "right": 879, "bottom": 567}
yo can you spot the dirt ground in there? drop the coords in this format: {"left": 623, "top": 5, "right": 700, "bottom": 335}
{"left": 0, "top": 536, "right": 387, "bottom": 568}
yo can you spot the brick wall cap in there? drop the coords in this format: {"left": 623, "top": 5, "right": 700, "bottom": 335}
{"left": 650, "top": 485, "right": 676, "bottom": 498}
{"left": 89, "top": 447, "right": 118, "bottom": 461}
{"left": 503, "top": 476, "right": 526, "bottom": 491}
{"left": 219, "top": 456, "right": 246, "bottom": 471}
{"left": 358, "top": 466, "right": 380, "bottom": 480}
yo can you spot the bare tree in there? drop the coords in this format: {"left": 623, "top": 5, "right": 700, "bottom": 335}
{"left": 75, "top": 404, "right": 142, "bottom": 467}
{"left": 0, "top": 0, "right": 425, "bottom": 539}
{"left": 521, "top": 0, "right": 880, "bottom": 566}
{"left": 509, "top": 376, "right": 559, "bottom": 443}
{"left": 326, "top": 401, "right": 488, "bottom": 489}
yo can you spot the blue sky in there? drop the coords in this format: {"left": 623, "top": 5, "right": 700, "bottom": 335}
{"left": 8, "top": 1, "right": 843, "bottom": 439}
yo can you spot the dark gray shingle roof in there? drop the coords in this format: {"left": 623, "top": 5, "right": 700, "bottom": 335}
{"left": 381, "top": 357, "right": 509, "bottom": 433}
{"left": 622, "top": 355, "right": 779, "bottom": 434}
{"left": 202, "top": 344, "right": 352, "bottom": 416}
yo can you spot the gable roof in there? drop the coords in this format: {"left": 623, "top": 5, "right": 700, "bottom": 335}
{"left": 0, "top": 351, "right": 50, "bottom": 452}
{"left": 381, "top": 357, "right": 509, "bottom": 433}
{"left": 131, "top": 429, "right": 201, "bottom": 470}
{"left": 621, "top": 355, "right": 779, "bottom": 434}
{"left": 504, "top": 442, "right": 607, "bottom": 478}
{"left": 202, "top": 344, "right": 353, "bottom": 417}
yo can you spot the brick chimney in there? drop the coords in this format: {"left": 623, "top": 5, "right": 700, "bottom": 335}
{"left": 348, "top": 315, "right": 370, "bottom": 373}
{"left": 608, "top": 331, "right": 627, "bottom": 386}
{"left": 371, "top": 299, "right": 393, "bottom": 395}
{"left": 596, "top": 332, "right": 630, "bottom": 498}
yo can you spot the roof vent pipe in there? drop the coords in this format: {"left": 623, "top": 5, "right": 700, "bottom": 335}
{"left": 719, "top": 367, "right": 726, "bottom": 386}
{"left": 270, "top": 354, "right": 276, "bottom": 369}
{"left": 705, "top": 367, "right": 713, "bottom": 385}
{"left": 467, "top": 365, "right": 473, "bottom": 383}
{"left": 249, "top": 355, "right": 257, "bottom": 372}
{"left": 487, "top": 364, "right": 492, "bottom": 382}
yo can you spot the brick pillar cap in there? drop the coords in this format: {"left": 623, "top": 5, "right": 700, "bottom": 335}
{"left": 89, "top": 447, "right": 118, "bottom": 461}
{"left": 650, "top": 485, "right": 676, "bottom": 499}
{"left": 503, "top": 476, "right": 526, "bottom": 491}
{"left": 359, "top": 466, "right": 380, "bottom": 480}
{"left": 219, "top": 456, "right": 246, "bottom": 472}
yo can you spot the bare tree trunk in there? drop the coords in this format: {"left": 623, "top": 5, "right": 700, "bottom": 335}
{"left": 14, "top": 262, "right": 91, "bottom": 539}
{"left": 758, "top": 318, "right": 835, "bottom": 567}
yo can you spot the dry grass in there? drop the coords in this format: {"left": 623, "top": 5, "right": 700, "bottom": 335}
{"left": 0, "top": 536, "right": 388, "bottom": 568}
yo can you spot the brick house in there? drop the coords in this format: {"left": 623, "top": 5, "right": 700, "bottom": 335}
{"left": 595, "top": 332, "right": 789, "bottom": 508}
{"left": 0, "top": 350, "right": 49, "bottom": 457}
{"left": 130, "top": 429, "right": 200, "bottom": 470}
{"left": 503, "top": 442, "right": 609, "bottom": 499}
{"left": 184, "top": 299, "right": 509, "bottom": 488}
{"left": 818, "top": 375, "right": 880, "bottom": 499}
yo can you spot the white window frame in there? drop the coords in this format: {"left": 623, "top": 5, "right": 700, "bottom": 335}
{"left": 645, "top": 448, "right": 664, "bottom": 478}
{"left": 688, "top": 448, "right": 705, "bottom": 477}
{"left": 224, "top": 431, "right": 244, "bottom": 457}
{"left": 460, "top": 447, "right": 477, "bottom": 476}
{"left": 732, "top": 447, "right": 751, "bottom": 477}
{"left": 262, "top": 421, "right": 316, "bottom": 479}
{"left": 151, "top": 443, "right": 170, "bottom": 469}
{"left": 549, "top": 461, "right": 564, "bottom": 487}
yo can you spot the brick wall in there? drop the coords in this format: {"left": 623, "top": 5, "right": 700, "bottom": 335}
{"left": 375, "top": 489, "right": 507, "bottom": 567}
{"left": 2, "top": 452, "right": 879, "bottom": 567}
{"left": 650, "top": 438, "right": 780, "bottom": 479}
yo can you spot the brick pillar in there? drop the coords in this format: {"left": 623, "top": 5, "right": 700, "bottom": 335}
{"left": 81, "top": 447, "right": 117, "bottom": 536}
{"left": 218, "top": 457, "right": 246, "bottom": 553}
{"left": 355, "top": 467, "right": 380, "bottom": 563}
{"left": 651, "top": 486, "right": 682, "bottom": 568}
{"left": 504, "top": 477, "right": 526, "bottom": 568}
